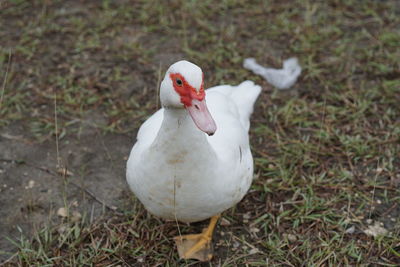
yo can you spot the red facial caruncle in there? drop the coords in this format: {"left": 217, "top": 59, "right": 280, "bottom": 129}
{"left": 170, "top": 73, "right": 205, "bottom": 107}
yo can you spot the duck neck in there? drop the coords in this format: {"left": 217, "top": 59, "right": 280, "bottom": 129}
{"left": 152, "top": 107, "right": 215, "bottom": 156}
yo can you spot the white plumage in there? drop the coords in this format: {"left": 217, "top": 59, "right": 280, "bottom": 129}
{"left": 243, "top": 57, "right": 301, "bottom": 89}
{"left": 126, "top": 61, "right": 261, "bottom": 223}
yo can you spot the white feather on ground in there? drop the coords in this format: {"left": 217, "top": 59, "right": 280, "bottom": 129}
{"left": 243, "top": 57, "right": 301, "bottom": 89}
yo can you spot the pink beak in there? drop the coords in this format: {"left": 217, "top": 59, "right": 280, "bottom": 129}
{"left": 186, "top": 99, "right": 217, "bottom": 136}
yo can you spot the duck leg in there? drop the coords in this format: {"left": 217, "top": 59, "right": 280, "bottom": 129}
{"left": 174, "top": 214, "right": 220, "bottom": 261}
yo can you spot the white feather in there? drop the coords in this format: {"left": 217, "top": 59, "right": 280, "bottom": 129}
{"left": 243, "top": 57, "right": 301, "bottom": 89}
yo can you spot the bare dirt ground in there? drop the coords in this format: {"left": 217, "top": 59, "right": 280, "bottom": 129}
{"left": 0, "top": 120, "right": 132, "bottom": 261}
{"left": 1, "top": 0, "right": 399, "bottom": 265}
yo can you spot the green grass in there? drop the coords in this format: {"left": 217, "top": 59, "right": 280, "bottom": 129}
{"left": 1, "top": 0, "right": 399, "bottom": 266}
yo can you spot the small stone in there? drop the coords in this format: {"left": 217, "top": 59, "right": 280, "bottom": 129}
{"left": 366, "top": 219, "right": 373, "bottom": 224}
{"left": 243, "top": 212, "right": 251, "bottom": 223}
{"left": 27, "top": 180, "right": 35, "bottom": 189}
{"left": 283, "top": 233, "right": 297, "bottom": 242}
{"left": 268, "top": 164, "right": 274, "bottom": 169}
{"left": 287, "top": 234, "right": 297, "bottom": 242}
{"left": 376, "top": 167, "right": 383, "bottom": 174}
{"left": 376, "top": 199, "right": 382, "bottom": 204}
{"left": 345, "top": 226, "right": 355, "bottom": 234}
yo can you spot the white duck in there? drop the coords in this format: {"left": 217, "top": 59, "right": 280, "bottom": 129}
{"left": 126, "top": 60, "right": 261, "bottom": 261}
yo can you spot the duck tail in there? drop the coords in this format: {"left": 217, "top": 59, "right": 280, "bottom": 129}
{"left": 231, "top": 81, "right": 261, "bottom": 131}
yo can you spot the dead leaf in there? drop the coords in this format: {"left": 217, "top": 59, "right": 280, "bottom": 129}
{"left": 57, "top": 207, "right": 68, "bottom": 217}
{"left": 71, "top": 211, "right": 82, "bottom": 222}
{"left": 56, "top": 166, "right": 73, "bottom": 176}
{"left": 249, "top": 248, "right": 260, "bottom": 254}
{"left": 363, "top": 221, "right": 388, "bottom": 237}
{"left": 220, "top": 217, "right": 231, "bottom": 226}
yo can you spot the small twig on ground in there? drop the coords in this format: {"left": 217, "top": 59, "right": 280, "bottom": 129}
{"left": 0, "top": 252, "right": 18, "bottom": 266}
{"left": 54, "top": 165, "right": 123, "bottom": 215}
{"left": 0, "top": 133, "right": 30, "bottom": 144}
{"left": 1, "top": 159, "right": 123, "bottom": 215}
{"left": 68, "top": 178, "right": 123, "bottom": 216}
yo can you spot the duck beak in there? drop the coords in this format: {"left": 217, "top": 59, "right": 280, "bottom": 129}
{"left": 186, "top": 99, "right": 217, "bottom": 136}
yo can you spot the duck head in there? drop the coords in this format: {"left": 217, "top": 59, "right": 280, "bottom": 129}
{"left": 160, "top": 60, "right": 217, "bottom": 136}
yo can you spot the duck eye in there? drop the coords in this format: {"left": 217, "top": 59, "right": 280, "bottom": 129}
{"left": 176, "top": 78, "right": 183, "bottom": 86}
